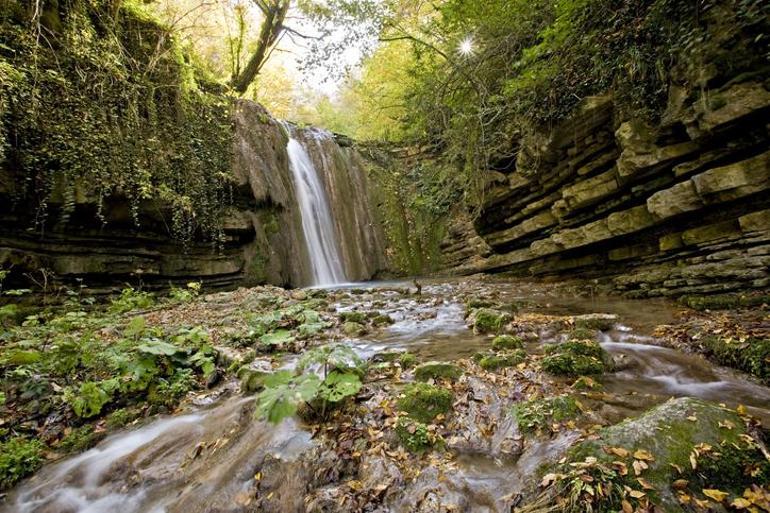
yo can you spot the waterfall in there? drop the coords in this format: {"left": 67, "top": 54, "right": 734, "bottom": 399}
{"left": 283, "top": 124, "right": 347, "bottom": 286}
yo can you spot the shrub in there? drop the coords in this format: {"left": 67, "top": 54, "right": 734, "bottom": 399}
{"left": 395, "top": 417, "right": 439, "bottom": 452}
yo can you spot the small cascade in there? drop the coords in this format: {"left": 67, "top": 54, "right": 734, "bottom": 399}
{"left": 282, "top": 123, "right": 347, "bottom": 286}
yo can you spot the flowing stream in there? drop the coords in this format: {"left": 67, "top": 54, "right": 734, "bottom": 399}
{"left": 4, "top": 279, "right": 770, "bottom": 512}
{"left": 283, "top": 124, "right": 346, "bottom": 286}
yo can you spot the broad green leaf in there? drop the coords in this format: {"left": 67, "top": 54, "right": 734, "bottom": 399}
{"left": 137, "top": 339, "right": 180, "bottom": 356}
{"left": 259, "top": 329, "right": 294, "bottom": 346}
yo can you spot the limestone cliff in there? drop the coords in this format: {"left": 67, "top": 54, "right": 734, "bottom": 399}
{"left": 443, "top": 79, "right": 770, "bottom": 297}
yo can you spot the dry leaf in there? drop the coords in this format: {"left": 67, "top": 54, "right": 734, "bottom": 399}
{"left": 702, "top": 489, "right": 729, "bottom": 502}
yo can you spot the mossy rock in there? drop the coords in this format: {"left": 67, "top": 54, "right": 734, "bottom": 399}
{"left": 465, "top": 297, "right": 496, "bottom": 312}
{"left": 342, "top": 321, "right": 367, "bottom": 337}
{"left": 399, "top": 352, "right": 417, "bottom": 369}
{"left": 397, "top": 383, "right": 453, "bottom": 423}
{"left": 492, "top": 335, "right": 524, "bottom": 351}
{"left": 414, "top": 361, "right": 463, "bottom": 382}
{"left": 339, "top": 311, "right": 367, "bottom": 323}
{"left": 373, "top": 351, "right": 405, "bottom": 363}
{"left": 541, "top": 352, "right": 605, "bottom": 376}
{"left": 513, "top": 395, "right": 581, "bottom": 432}
{"left": 543, "top": 398, "right": 770, "bottom": 512}
{"left": 471, "top": 308, "right": 512, "bottom": 334}
{"left": 372, "top": 314, "right": 395, "bottom": 326}
{"left": 542, "top": 339, "right": 609, "bottom": 376}
{"left": 567, "top": 327, "right": 597, "bottom": 341}
{"left": 237, "top": 367, "right": 270, "bottom": 393}
{"left": 395, "top": 417, "right": 439, "bottom": 452}
{"left": 680, "top": 293, "right": 770, "bottom": 311}
{"left": 574, "top": 314, "right": 615, "bottom": 332}
{"left": 702, "top": 336, "right": 769, "bottom": 384}
{"left": 479, "top": 349, "right": 527, "bottom": 371}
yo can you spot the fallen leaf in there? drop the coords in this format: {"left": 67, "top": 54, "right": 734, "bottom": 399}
{"left": 702, "top": 489, "right": 729, "bottom": 503}
{"left": 633, "top": 449, "right": 654, "bottom": 461}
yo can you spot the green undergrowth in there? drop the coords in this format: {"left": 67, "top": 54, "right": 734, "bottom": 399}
{"left": 254, "top": 344, "right": 365, "bottom": 423}
{"left": 0, "top": 284, "right": 224, "bottom": 489}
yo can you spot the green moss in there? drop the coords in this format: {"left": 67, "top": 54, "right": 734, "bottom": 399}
{"left": 492, "top": 335, "right": 524, "bottom": 350}
{"left": 479, "top": 349, "right": 527, "bottom": 371}
{"left": 398, "top": 352, "right": 417, "bottom": 369}
{"left": 0, "top": 437, "right": 43, "bottom": 490}
{"left": 397, "top": 383, "right": 453, "bottom": 423}
{"left": 413, "top": 361, "right": 463, "bottom": 382}
{"left": 542, "top": 339, "right": 609, "bottom": 376}
{"left": 342, "top": 321, "right": 367, "bottom": 336}
{"left": 395, "top": 417, "right": 439, "bottom": 452}
{"left": 471, "top": 308, "right": 511, "bottom": 334}
{"left": 372, "top": 314, "right": 395, "bottom": 326}
{"left": 567, "top": 327, "right": 596, "bottom": 341}
{"left": 541, "top": 352, "right": 605, "bottom": 376}
{"left": 339, "top": 311, "right": 368, "bottom": 323}
{"left": 702, "top": 336, "right": 770, "bottom": 384}
{"left": 513, "top": 395, "right": 580, "bottom": 432}
{"left": 681, "top": 293, "right": 770, "bottom": 311}
{"left": 571, "top": 376, "right": 602, "bottom": 390}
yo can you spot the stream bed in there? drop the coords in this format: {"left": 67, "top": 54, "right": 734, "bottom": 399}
{"left": 4, "top": 278, "right": 770, "bottom": 513}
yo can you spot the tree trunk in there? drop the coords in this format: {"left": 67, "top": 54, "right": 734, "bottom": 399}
{"left": 229, "top": 0, "right": 290, "bottom": 94}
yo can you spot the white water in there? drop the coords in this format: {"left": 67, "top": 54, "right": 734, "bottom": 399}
{"left": 284, "top": 126, "right": 346, "bottom": 286}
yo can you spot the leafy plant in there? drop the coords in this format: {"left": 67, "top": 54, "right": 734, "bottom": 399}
{"left": 256, "top": 344, "right": 365, "bottom": 423}
{"left": 0, "top": 437, "right": 43, "bottom": 490}
{"left": 109, "top": 288, "right": 155, "bottom": 314}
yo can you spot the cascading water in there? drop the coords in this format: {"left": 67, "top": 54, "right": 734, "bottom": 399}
{"left": 282, "top": 124, "right": 347, "bottom": 286}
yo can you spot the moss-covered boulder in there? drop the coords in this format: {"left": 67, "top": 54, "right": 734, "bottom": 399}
{"left": 342, "top": 321, "right": 367, "bottom": 337}
{"left": 397, "top": 383, "right": 453, "bottom": 423}
{"left": 567, "top": 327, "right": 597, "bottom": 341}
{"left": 541, "top": 339, "right": 609, "bottom": 376}
{"left": 470, "top": 308, "right": 512, "bottom": 334}
{"left": 479, "top": 349, "right": 527, "bottom": 371}
{"left": 372, "top": 314, "right": 395, "bottom": 326}
{"left": 492, "top": 335, "right": 524, "bottom": 351}
{"left": 530, "top": 398, "right": 770, "bottom": 512}
{"left": 398, "top": 352, "right": 417, "bottom": 369}
{"left": 339, "top": 311, "right": 368, "bottom": 323}
{"left": 414, "top": 361, "right": 463, "bottom": 381}
{"left": 702, "top": 336, "right": 770, "bottom": 384}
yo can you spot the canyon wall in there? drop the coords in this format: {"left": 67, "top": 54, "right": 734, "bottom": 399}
{"left": 0, "top": 100, "right": 387, "bottom": 292}
{"left": 442, "top": 78, "right": 770, "bottom": 297}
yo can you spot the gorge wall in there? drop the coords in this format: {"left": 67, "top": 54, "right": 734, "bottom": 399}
{"left": 442, "top": 76, "right": 770, "bottom": 297}
{"left": 0, "top": 100, "right": 387, "bottom": 291}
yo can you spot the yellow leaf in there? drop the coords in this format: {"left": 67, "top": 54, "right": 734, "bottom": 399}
{"left": 621, "top": 499, "right": 633, "bottom": 513}
{"left": 633, "top": 459, "right": 648, "bottom": 476}
{"left": 731, "top": 498, "right": 752, "bottom": 509}
{"left": 673, "top": 479, "right": 689, "bottom": 490}
{"left": 637, "top": 478, "right": 654, "bottom": 490}
{"left": 633, "top": 449, "right": 654, "bottom": 461}
{"left": 689, "top": 452, "right": 698, "bottom": 470}
{"left": 736, "top": 404, "right": 747, "bottom": 415}
{"left": 702, "top": 489, "right": 729, "bottom": 502}
{"left": 629, "top": 490, "right": 646, "bottom": 499}
{"left": 609, "top": 447, "right": 629, "bottom": 458}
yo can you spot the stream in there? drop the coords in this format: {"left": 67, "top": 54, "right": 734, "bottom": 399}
{"left": 4, "top": 279, "right": 770, "bottom": 513}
